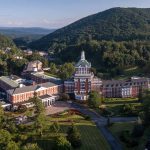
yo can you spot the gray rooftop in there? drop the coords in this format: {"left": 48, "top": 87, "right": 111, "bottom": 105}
{"left": 0, "top": 76, "right": 19, "bottom": 88}
{"left": 7, "top": 82, "right": 62, "bottom": 95}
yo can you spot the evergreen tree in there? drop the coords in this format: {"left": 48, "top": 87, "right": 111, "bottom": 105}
{"left": 67, "top": 125, "right": 82, "bottom": 148}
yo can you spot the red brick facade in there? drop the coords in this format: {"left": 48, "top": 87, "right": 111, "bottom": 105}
{"left": 8, "top": 85, "right": 63, "bottom": 104}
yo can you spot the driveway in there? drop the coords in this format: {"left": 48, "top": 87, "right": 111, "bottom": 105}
{"left": 45, "top": 101, "right": 137, "bottom": 150}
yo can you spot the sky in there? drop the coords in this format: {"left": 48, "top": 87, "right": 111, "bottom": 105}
{"left": 0, "top": 0, "right": 150, "bottom": 29}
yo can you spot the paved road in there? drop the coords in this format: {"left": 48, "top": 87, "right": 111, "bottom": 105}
{"left": 70, "top": 103, "right": 137, "bottom": 150}
{"left": 45, "top": 101, "right": 137, "bottom": 150}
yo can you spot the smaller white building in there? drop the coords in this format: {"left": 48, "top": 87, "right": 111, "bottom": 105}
{"left": 39, "top": 94, "right": 59, "bottom": 107}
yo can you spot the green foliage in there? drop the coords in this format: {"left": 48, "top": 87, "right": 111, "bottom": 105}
{"left": 29, "top": 8, "right": 150, "bottom": 75}
{"left": 0, "top": 34, "right": 25, "bottom": 75}
{"left": 0, "top": 105, "right": 4, "bottom": 128}
{"left": 88, "top": 91, "right": 102, "bottom": 108}
{"left": 55, "top": 136, "right": 72, "bottom": 150}
{"left": 59, "top": 63, "right": 75, "bottom": 80}
{"left": 34, "top": 113, "right": 47, "bottom": 137}
{"left": 51, "top": 122, "right": 60, "bottom": 134}
{"left": 30, "top": 8, "right": 150, "bottom": 50}
{"left": 120, "top": 130, "right": 138, "bottom": 148}
{"left": 49, "top": 63, "right": 57, "bottom": 74}
{"left": 67, "top": 125, "right": 82, "bottom": 148}
{"left": 31, "top": 93, "right": 45, "bottom": 115}
{"left": 121, "top": 103, "right": 136, "bottom": 116}
{"left": 0, "top": 129, "right": 12, "bottom": 148}
{"left": 6, "top": 141, "right": 19, "bottom": 150}
{"left": 18, "top": 105, "right": 27, "bottom": 113}
{"left": 22, "top": 143, "right": 42, "bottom": 150}
{"left": 141, "top": 90, "right": 150, "bottom": 126}
{"left": 0, "top": 34, "right": 16, "bottom": 49}
{"left": 132, "top": 124, "right": 144, "bottom": 137}
{"left": 61, "top": 93, "right": 70, "bottom": 101}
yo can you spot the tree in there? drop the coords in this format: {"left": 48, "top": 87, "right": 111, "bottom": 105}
{"left": 0, "top": 129, "right": 12, "bottom": 148}
{"left": 138, "top": 87, "right": 143, "bottom": 102}
{"left": 121, "top": 103, "right": 135, "bottom": 115}
{"left": 49, "top": 63, "right": 57, "bottom": 74}
{"left": 55, "top": 136, "right": 72, "bottom": 150}
{"left": 67, "top": 125, "right": 82, "bottom": 148}
{"left": 6, "top": 141, "right": 19, "bottom": 150}
{"left": 61, "top": 93, "right": 70, "bottom": 101}
{"left": 31, "top": 92, "right": 45, "bottom": 115}
{"left": 0, "top": 105, "right": 4, "bottom": 128}
{"left": 34, "top": 113, "right": 46, "bottom": 137}
{"left": 88, "top": 91, "right": 102, "bottom": 108}
{"left": 142, "top": 90, "right": 150, "bottom": 126}
{"left": 59, "top": 63, "right": 75, "bottom": 80}
{"left": 51, "top": 121, "right": 60, "bottom": 135}
{"left": 22, "top": 143, "right": 41, "bottom": 150}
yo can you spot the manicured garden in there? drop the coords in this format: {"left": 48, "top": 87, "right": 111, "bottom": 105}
{"left": 103, "top": 97, "right": 138, "bottom": 104}
{"left": 37, "top": 109, "right": 111, "bottom": 150}
{"left": 98, "top": 102, "right": 142, "bottom": 117}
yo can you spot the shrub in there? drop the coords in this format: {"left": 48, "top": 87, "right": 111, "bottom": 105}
{"left": 67, "top": 125, "right": 82, "bottom": 148}
{"left": 120, "top": 130, "right": 138, "bottom": 147}
{"left": 132, "top": 124, "right": 144, "bottom": 137}
{"left": 61, "top": 93, "right": 70, "bottom": 101}
{"left": 18, "top": 105, "right": 27, "bottom": 113}
{"left": 120, "top": 130, "right": 130, "bottom": 143}
{"left": 84, "top": 115, "right": 91, "bottom": 120}
{"left": 55, "top": 136, "right": 72, "bottom": 150}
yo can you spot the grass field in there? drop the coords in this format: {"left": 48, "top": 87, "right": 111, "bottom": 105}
{"left": 103, "top": 97, "right": 138, "bottom": 103}
{"left": 109, "top": 122, "right": 150, "bottom": 150}
{"left": 114, "top": 66, "right": 143, "bottom": 80}
{"left": 44, "top": 72, "right": 58, "bottom": 78}
{"left": 36, "top": 113, "right": 111, "bottom": 150}
{"left": 98, "top": 103, "right": 142, "bottom": 117}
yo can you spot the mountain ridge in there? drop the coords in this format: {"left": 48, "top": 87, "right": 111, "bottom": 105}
{"left": 29, "top": 7, "right": 150, "bottom": 51}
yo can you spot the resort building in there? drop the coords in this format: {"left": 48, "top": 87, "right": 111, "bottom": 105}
{"left": 64, "top": 51, "right": 102, "bottom": 100}
{"left": 64, "top": 51, "right": 150, "bottom": 100}
{"left": 7, "top": 82, "right": 63, "bottom": 104}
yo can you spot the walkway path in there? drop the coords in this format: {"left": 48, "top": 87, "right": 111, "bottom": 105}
{"left": 46, "top": 101, "right": 137, "bottom": 150}
{"left": 70, "top": 103, "right": 137, "bottom": 150}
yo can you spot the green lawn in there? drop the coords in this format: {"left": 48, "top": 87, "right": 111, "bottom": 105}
{"left": 36, "top": 114, "right": 111, "bottom": 150}
{"left": 98, "top": 103, "right": 142, "bottom": 117}
{"left": 109, "top": 122, "right": 150, "bottom": 150}
{"left": 103, "top": 97, "right": 138, "bottom": 103}
{"left": 114, "top": 66, "right": 143, "bottom": 80}
{"left": 44, "top": 72, "right": 58, "bottom": 78}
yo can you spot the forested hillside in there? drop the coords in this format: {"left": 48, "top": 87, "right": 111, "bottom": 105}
{"left": 0, "top": 34, "right": 16, "bottom": 49}
{"left": 0, "top": 27, "right": 55, "bottom": 48}
{"left": 29, "top": 7, "right": 150, "bottom": 51}
{"left": 28, "top": 7, "right": 150, "bottom": 77}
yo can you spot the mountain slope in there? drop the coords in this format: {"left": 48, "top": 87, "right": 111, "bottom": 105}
{"left": 0, "top": 27, "right": 56, "bottom": 48}
{"left": 29, "top": 7, "right": 150, "bottom": 51}
{"left": 0, "top": 34, "right": 16, "bottom": 49}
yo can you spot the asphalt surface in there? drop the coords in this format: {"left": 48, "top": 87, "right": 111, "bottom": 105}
{"left": 70, "top": 103, "right": 137, "bottom": 150}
